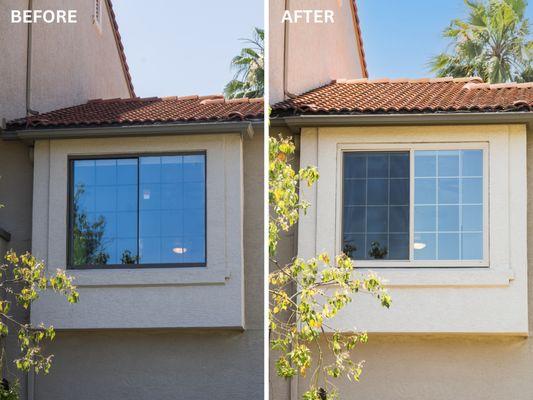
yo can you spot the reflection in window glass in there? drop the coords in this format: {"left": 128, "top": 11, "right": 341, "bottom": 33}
{"left": 139, "top": 155, "right": 206, "bottom": 265}
{"left": 414, "top": 150, "right": 483, "bottom": 260}
{"left": 342, "top": 151, "right": 410, "bottom": 260}
{"left": 71, "top": 154, "right": 206, "bottom": 267}
{"left": 72, "top": 159, "right": 138, "bottom": 266}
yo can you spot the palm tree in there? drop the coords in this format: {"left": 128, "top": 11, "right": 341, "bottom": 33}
{"left": 224, "top": 28, "right": 264, "bottom": 98}
{"left": 430, "top": 0, "right": 533, "bottom": 83}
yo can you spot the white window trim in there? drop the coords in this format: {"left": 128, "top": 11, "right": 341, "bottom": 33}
{"left": 335, "top": 142, "right": 490, "bottom": 268}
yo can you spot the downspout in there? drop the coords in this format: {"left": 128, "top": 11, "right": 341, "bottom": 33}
{"left": 25, "top": 3, "right": 36, "bottom": 400}
{"left": 25, "top": 0, "right": 37, "bottom": 117}
{"left": 283, "top": 4, "right": 296, "bottom": 396}
{"left": 282, "top": 0, "right": 296, "bottom": 100}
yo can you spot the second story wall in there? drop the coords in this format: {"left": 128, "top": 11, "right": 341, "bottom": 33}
{"left": 0, "top": 0, "right": 133, "bottom": 121}
{"left": 269, "top": 0, "right": 366, "bottom": 104}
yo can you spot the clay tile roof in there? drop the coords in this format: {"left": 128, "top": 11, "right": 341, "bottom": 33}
{"left": 7, "top": 96, "right": 264, "bottom": 129}
{"left": 272, "top": 78, "right": 533, "bottom": 115}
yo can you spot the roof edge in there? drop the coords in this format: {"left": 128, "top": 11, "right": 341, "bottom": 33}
{"left": 105, "top": 0, "right": 135, "bottom": 98}
{"left": 271, "top": 112, "right": 533, "bottom": 131}
{"left": 3, "top": 120, "right": 262, "bottom": 142}
{"left": 350, "top": 0, "right": 368, "bottom": 78}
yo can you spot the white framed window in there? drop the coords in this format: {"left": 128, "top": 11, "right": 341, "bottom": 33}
{"left": 298, "top": 125, "right": 527, "bottom": 333}
{"left": 338, "top": 142, "right": 489, "bottom": 268}
{"left": 93, "top": 0, "right": 103, "bottom": 32}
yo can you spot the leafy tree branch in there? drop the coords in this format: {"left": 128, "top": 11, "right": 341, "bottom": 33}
{"left": 269, "top": 136, "right": 391, "bottom": 400}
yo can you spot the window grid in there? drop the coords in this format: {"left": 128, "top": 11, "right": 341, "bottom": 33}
{"left": 414, "top": 150, "right": 484, "bottom": 261}
{"left": 341, "top": 146, "right": 486, "bottom": 265}
{"left": 68, "top": 153, "right": 206, "bottom": 269}
{"left": 343, "top": 152, "right": 409, "bottom": 260}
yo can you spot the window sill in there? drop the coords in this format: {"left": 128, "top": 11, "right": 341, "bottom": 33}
{"left": 70, "top": 267, "right": 229, "bottom": 287}
{"left": 357, "top": 267, "right": 514, "bottom": 287}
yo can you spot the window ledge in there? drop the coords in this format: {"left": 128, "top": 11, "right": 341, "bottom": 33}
{"left": 358, "top": 267, "right": 514, "bottom": 288}
{"left": 70, "top": 267, "right": 229, "bottom": 287}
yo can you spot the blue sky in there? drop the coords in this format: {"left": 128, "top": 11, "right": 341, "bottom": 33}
{"left": 357, "top": 0, "right": 533, "bottom": 79}
{"left": 113, "top": 0, "right": 263, "bottom": 98}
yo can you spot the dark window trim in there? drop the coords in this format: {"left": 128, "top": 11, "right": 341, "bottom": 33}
{"left": 67, "top": 151, "right": 207, "bottom": 270}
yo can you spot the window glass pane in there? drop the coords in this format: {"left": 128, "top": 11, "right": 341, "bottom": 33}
{"left": 414, "top": 149, "right": 483, "bottom": 261}
{"left": 342, "top": 151, "right": 409, "bottom": 260}
{"left": 390, "top": 179, "right": 409, "bottom": 205}
{"left": 462, "top": 178, "right": 483, "bottom": 203}
{"left": 438, "top": 178, "right": 459, "bottom": 204}
{"left": 462, "top": 233, "right": 483, "bottom": 260}
{"left": 390, "top": 153, "right": 409, "bottom": 178}
{"left": 367, "top": 179, "right": 388, "bottom": 205}
{"left": 438, "top": 233, "right": 460, "bottom": 260}
{"left": 344, "top": 154, "right": 366, "bottom": 179}
{"left": 71, "top": 154, "right": 206, "bottom": 267}
{"left": 343, "top": 207, "right": 365, "bottom": 233}
{"left": 414, "top": 233, "right": 436, "bottom": 259}
{"left": 389, "top": 234, "right": 409, "bottom": 259}
{"left": 72, "top": 158, "right": 138, "bottom": 266}
{"left": 437, "top": 151, "right": 459, "bottom": 177}
{"left": 414, "top": 151, "right": 436, "bottom": 177}
{"left": 415, "top": 178, "right": 436, "bottom": 204}
{"left": 139, "top": 154, "right": 206, "bottom": 264}
{"left": 462, "top": 150, "right": 483, "bottom": 176}
{"left": 414, "top": 206, "right": 436, "bottom": 231}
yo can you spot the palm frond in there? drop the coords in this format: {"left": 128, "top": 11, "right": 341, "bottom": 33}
{"left": 430, "top": 0, "right": 531, "bottom": 83}
{"left": 224, "top": 27, "right": 264, "bottom": 99}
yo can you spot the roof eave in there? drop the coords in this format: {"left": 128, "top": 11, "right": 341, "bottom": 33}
{"left": 271, "top": 112, "right": 533, "bottom": 132}
{"left": 2, "top": 120, "right": 261, "bottom": 143}
{"left": 350, "top": 0, "right": 368, "bottom": 78}
{"left": 106, "top": 0, "right": 135, "bottom": 97}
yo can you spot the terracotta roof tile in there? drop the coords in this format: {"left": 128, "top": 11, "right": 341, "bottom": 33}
{"left": 7, "top": 96, "right": 264, "bottom": 130}
{"left": 272, "top": 77, "right": 533, "bottom": 115}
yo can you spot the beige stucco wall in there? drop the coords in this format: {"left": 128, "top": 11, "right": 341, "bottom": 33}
{"left": 29, "top": 0, "right": 131, "bottom": 114}
{"left": 0, "top": 0, "right": 132, "bottom": 276}
{"left": 31, "top": 133, "right": 245, "bottom": 329}
{"left": 269, "top": 0, "right": 364, "bottom": 104}
{"left": 271, "top": 125, "right": 533, "bottom": 399}
{"left": 298, "top": 124, "right": 527, "bottom": 334}
{"left": 31, "top": 131, "right": 264, "bottom": 400}
{"left": 0, "top": 0, "right": 131, "bottom": 121}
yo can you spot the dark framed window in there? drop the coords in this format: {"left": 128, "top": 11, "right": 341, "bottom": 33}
{"left": 68, "top": 153, "right": 206, "bottom": 269}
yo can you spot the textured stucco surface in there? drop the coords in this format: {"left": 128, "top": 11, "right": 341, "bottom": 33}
{"left": 34, "top": 329, "right": 263, "bottom": 400}
{"left": 31, "top": 131, "right": 264, "bottom": 399}
{"left": 270, "top": 126, "right": 533, "bottom": 399}
{"left": 297, "top": 124, "right": 528, "bottom": 334}
{"left": 269, "top": 0, "right": 364, "bottom": 104}
{"left": 0, "top": 0, "right": 131, "bottom": 121}
{"left": 31, "top": 134, "right": 245, "bottom": 329}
